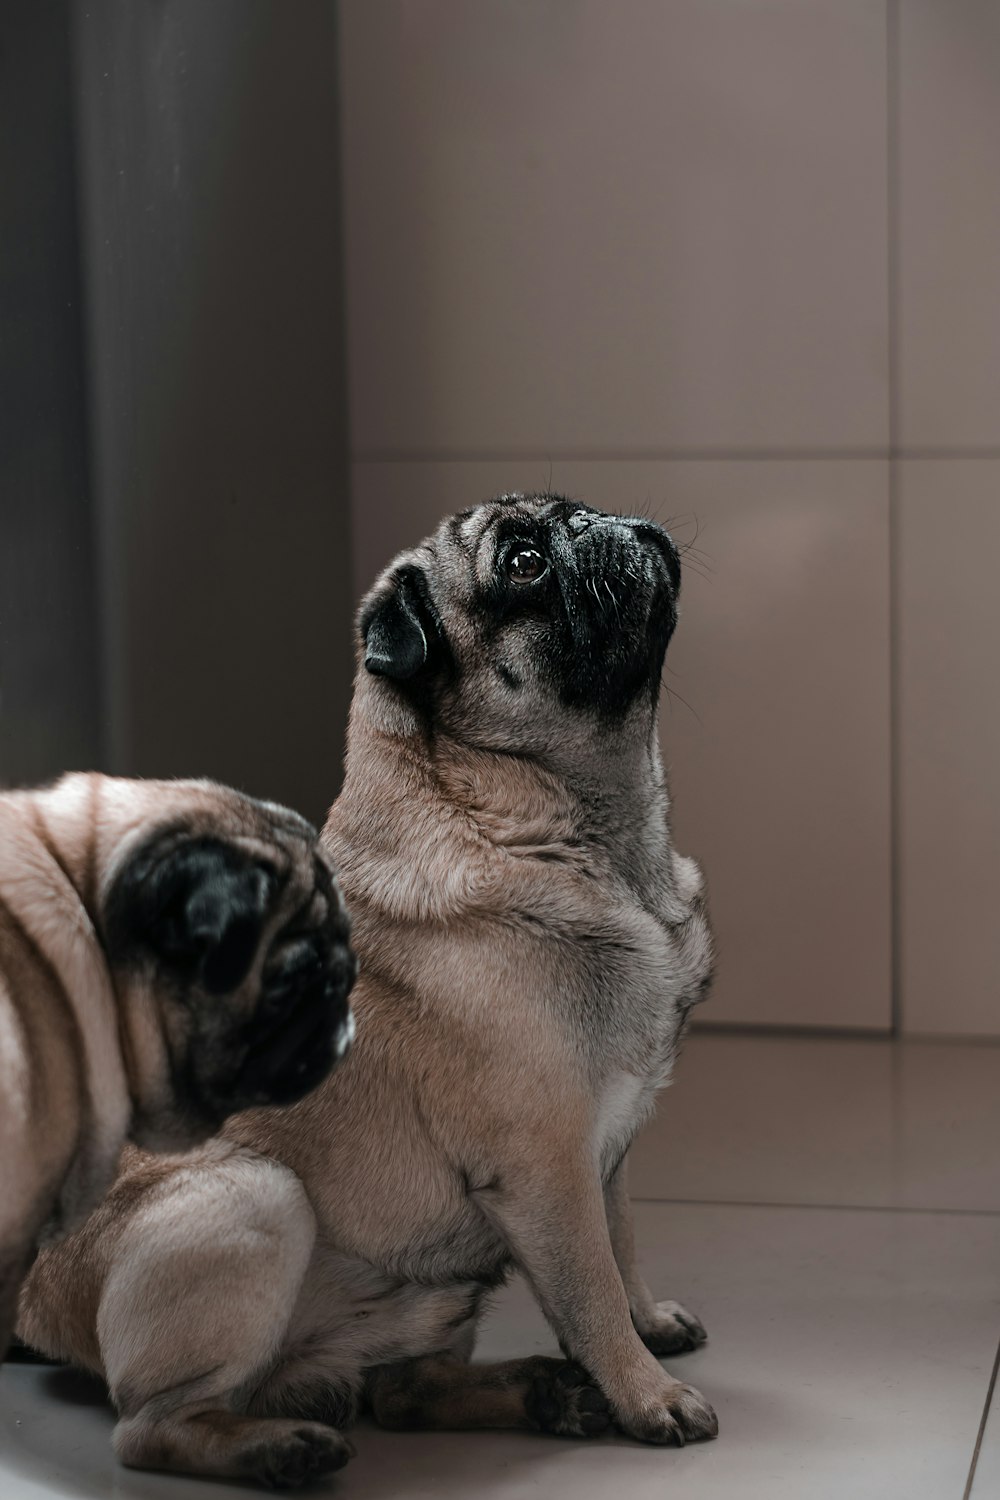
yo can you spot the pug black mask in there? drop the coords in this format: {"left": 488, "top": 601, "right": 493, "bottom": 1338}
{"left": 359, "top": 494, "right": 682, "bottom": 749}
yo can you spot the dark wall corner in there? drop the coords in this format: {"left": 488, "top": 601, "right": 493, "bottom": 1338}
{"left": 0, "top": 0, "right": 353, "bottom": 821}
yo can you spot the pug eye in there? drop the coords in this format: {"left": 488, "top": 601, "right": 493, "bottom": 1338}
{"left": 507, "top": 548, "right": 547, "bottom": 584}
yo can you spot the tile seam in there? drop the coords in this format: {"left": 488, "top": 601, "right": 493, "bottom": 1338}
{"left": 887, "top": 0, "right": 903, "bottom": 1036}
{"left": 352, "top": 448, "right": 1000, "bottom": 464}
{"left": 963, "top": 1332, "right": 1000, "bottom": 1499}
{"left": 631, "top": 1196, "right": 1000, "bottom": 1219}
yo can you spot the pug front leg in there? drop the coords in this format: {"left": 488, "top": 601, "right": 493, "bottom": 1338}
{"left": 604, "top": 1156, "right": 708, "bottom": 1357}
{"left": 472, "top": 1154, "right": 717, "bottom": 1446}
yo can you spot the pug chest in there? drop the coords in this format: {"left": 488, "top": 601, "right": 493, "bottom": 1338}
{"left": 593, "top": 1066, "right": 661, "bottom": 1177}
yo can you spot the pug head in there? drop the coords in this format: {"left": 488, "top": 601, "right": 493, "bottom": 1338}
{"left": 358, "top": 493, "right": 682, "bottom": 759}
{"left": 93, "top": 781, "right": 356, "bottom": 1148}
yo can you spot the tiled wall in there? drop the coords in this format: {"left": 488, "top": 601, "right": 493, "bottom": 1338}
{"left": 338, "top": 1, "right": 998, "bottom": 1037}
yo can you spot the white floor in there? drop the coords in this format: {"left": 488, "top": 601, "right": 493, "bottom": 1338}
{"left": 3, "top": 1032, "right": 1000, "bottom": 1498}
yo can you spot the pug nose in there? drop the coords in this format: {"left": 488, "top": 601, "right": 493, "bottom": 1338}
{"left": 567, "top": 511, "right": 593, "bottom": 534}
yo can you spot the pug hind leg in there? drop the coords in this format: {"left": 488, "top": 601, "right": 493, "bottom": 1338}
{"left": 367, "top": 1352, "right": 611, "bottom": 1438}
{"left": 99, "top": 1152, "right": 352, "bottom": 1486}
{"left": 114, "top": 1409, "right": 354, "bottom": 1487}
{"left": 604, "top": 1155, "right": 708, "bottom": 1357}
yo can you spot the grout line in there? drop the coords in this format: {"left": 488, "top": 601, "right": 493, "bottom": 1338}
{"left": 691, "top": 1022, "right": 1000, "bottom": 1047}
{"left": 691, "top": 1020, "right": 891, "bottom": 1043}
{"left": 631, "top": 1195, "right": 1000, "bottom": 1219}
{"left": 886, "top": 0, "right": 901, "bottom": 447}
{"left": 895, "top": 1031, "right": 1000, "bottom": 1048}
{"left": 963, "top": 1332, "right": 1000, "bottom": 1500}
{"left": 886, "top": 0, "right": 902, "bottom": 1038}
{"left": 888, "top": 462, "right": 902, "bottom": 1035}
{"left": 352, "top": 447, "right": 1000, "bottom": 466}
{"left": 893, "top": 446, "right": 1000, "bottom": 459}
{"left": 353, "top": 448, "right": 888, "bottom": 464}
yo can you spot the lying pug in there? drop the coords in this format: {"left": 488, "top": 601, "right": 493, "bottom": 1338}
{"left": 1, "top": 773, "right": 355, "bottom": 1359}
{"left": 17, "top": 495, "right": 716, "bottom": 1488}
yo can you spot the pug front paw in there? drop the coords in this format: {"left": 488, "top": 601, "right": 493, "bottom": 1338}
{"left": 616, "top": 1377, "right": 718, "bottom": 1446}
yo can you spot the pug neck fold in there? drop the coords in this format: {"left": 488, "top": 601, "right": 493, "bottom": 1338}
{"left": 0, "top": 788, "right": 134, "bottom": 1237}
{"left": 336, "top": 694, "right": 685, "bottom": 929}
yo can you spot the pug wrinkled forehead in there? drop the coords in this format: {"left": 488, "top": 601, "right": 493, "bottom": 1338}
{"left": 359, "top": 493, "right": 682, "bottom": 752}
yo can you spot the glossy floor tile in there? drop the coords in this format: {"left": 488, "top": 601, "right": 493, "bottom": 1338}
{"left": 4, "top": 1034, "right": 998, "bottom": 1497}
{"left": 3, "top": 1198, "right": 998, "bottom": 1499}
{"left": 970, "top": 1356, "right": 1000, "bottom": 1497}
{"left": 629, "top": 1031, "right": 1000, "bottom": 1211}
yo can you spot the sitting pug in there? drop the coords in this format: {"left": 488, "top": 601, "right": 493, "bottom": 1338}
{"left": 1, "top": 773, "right": 355, "bottom": 1357}
{"left": 18, "top": 495, "right": 715, "bottom": 1489}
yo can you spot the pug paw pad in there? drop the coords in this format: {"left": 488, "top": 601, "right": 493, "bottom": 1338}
{"left": 525, "top": 1360, "right": 611, "bottom": 1439}
{"left": 251, "top": 1424, "right": 355, "bottom": 1490}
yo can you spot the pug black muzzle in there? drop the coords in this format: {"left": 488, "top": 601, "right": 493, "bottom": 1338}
{"left": 548, "top": 508, "right": 682, "bottom": 713}
{"left": 226, "top": 860, "right": 357, "bottom": 1111}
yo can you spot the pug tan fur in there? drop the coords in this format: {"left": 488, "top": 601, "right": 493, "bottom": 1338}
{"left": 18, "top": 495, "right": 716, "bottom": 1485}
{"left": 1, "top": 772, "right": 354, "bottom": 1374}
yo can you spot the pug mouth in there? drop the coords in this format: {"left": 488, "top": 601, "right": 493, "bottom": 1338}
{"left": 229, "top": 932, "right": 357, "bottom": 1108}
{"left": 621, "top": 518, "right": 683, "bottom": 592}
{"left": 562, "top": 514, "right": 679, "bottom": 618}
{"left": 526, "top": 509, "right": 681, "bottom": 715}
{"left": 148, "top": 949, "right": 355, "bottom": 1145}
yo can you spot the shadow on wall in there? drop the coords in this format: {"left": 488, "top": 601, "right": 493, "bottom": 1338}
{"left": 1, "top": 0, "right": 355, "bottom": 825}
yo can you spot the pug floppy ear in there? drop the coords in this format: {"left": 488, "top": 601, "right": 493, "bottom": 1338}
{"left": 361, "top": 565, "right": 437, "bottom": 682}
{"left": 104, "top": 837, "right": 276, "bottom": 995}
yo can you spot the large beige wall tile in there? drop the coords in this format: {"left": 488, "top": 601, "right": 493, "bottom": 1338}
{"left": 352, "top": 459, "right": 891, "bottom": 1030}
{"left": 339, "top": 1, "right": 888, "bottom": 455}
{"left": 899, "top": 460, "right": 1000, "bottom": 1036}
{"left": 899, "top": 2, "right": 1000, "bottom": 446}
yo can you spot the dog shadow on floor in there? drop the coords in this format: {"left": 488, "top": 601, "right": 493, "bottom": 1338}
{"left": 2, "top": 1359, "right": 793, "bottom": 1500}
{"left": 41, "top": 1365, "right": 112, "bottom": 1409}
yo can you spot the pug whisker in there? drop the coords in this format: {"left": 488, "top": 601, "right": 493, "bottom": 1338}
{"left": 587, "top": 576, "right": 606, "bottom": 615}
{"left": 678, "top": 556, "right": 713, "bottom": 584}
{"left": 661, "top": 680, "right": 704, "bottom": 726}
{"left": 677, "top": 544, "right": 713, "bottom": 574}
